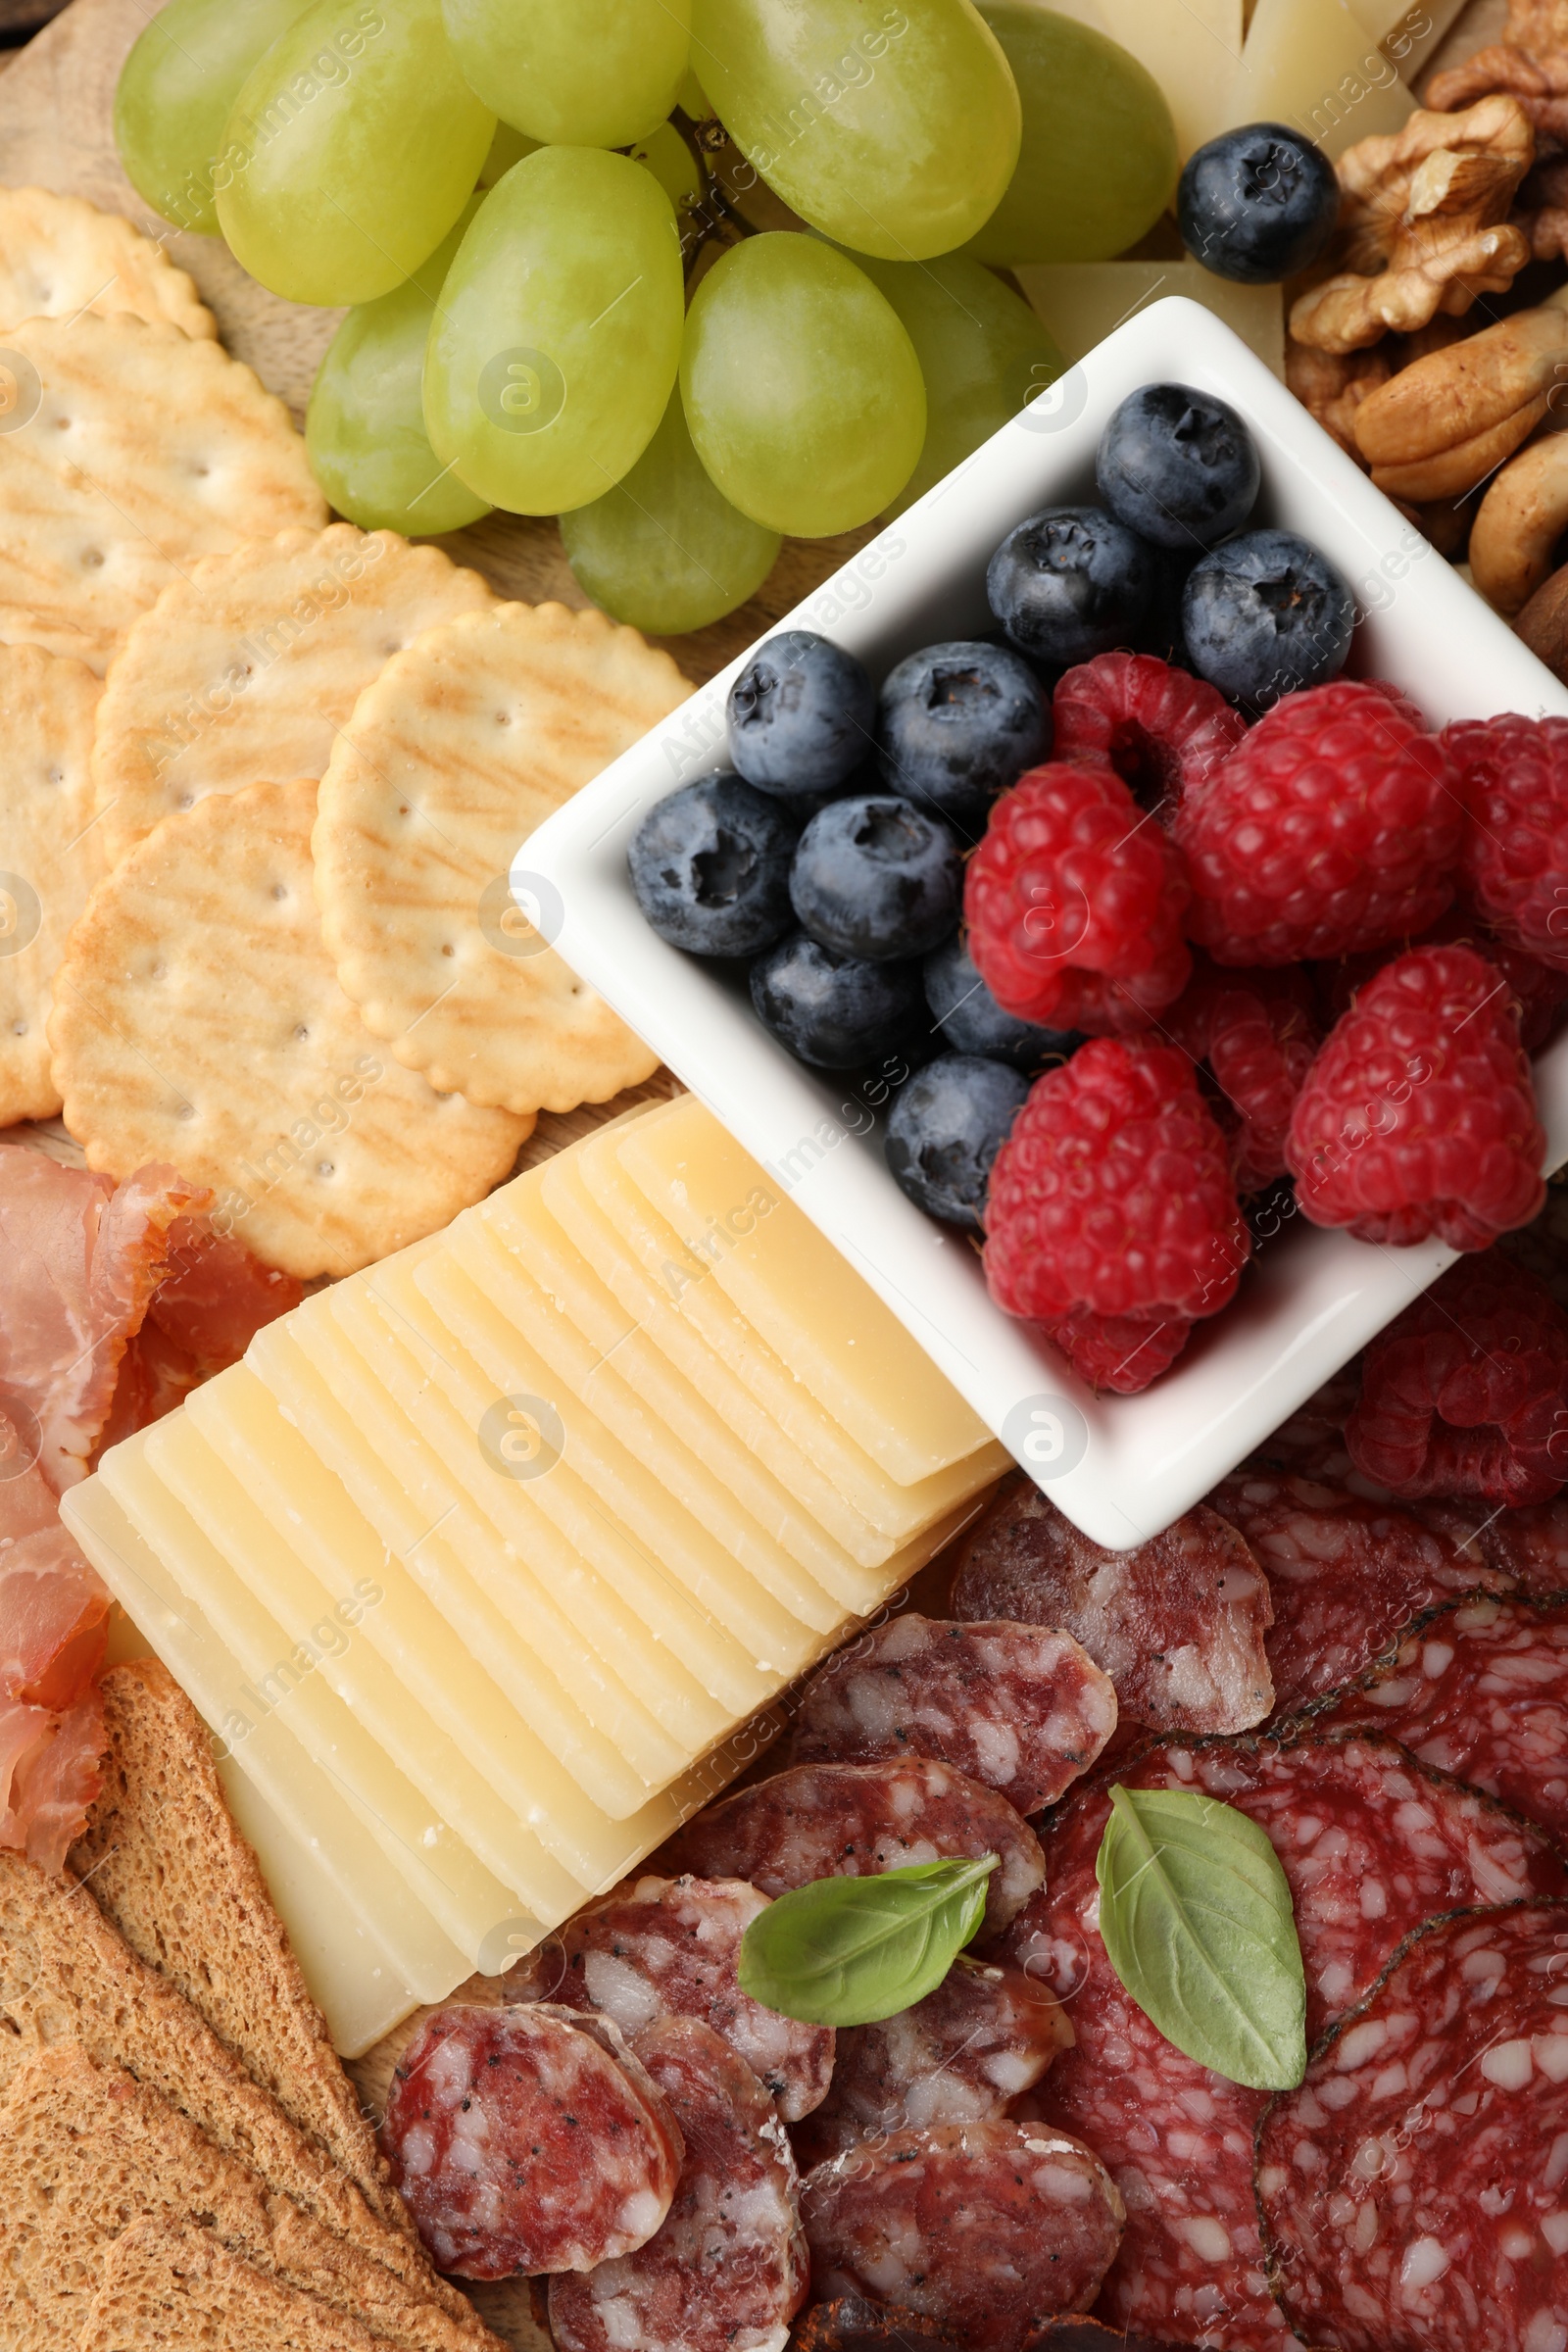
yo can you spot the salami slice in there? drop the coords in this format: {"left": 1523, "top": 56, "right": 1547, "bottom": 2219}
{"left": 950, "top": 1478, "right": 1274, "bottom": 1736}
{"left": 791, "top": 1953, "right": 1074, "bottom": 2168}
{"left": 1205, "top": 1472, "right": 1504, "bottom": 1718}
{"left": 379, "top": 2003, "right": 683, "bottom": 2279}
{"left": 1472, "top": 1496, "right": 1568, "bottom": 1596}
{"left": 1001, "top": 1734, "right": 1568, "bottom": 2350}
{"left": 1256, "top": 1902, "right": 1568, "bottom": 2352}
{"left": 792, "top": 2299, "right": 1180, "bottom": 2351}
{"left": 801, "top": 2120, "right": 1125, "bottom": 2352}
{"left": 659, "top": 1758, "right": 1045, "bottom": 1941}
{"left": 1321, "top": 1595, "right": 1568, "bottom": 1844}
{"left": 548, "top": 2015, "right": 808, "bottom": 2352}
{"left": 789, "top": 1614, "right": 1118, "bottom": 1815}
{"left": 509, "top": 1875, "right": 834, "bottom": 2123}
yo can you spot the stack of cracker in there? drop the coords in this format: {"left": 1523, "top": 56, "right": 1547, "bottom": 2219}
{"left": 0, "top": 186, "right": 689, "bottom": 1279}
{"left": 0, "top": 1653, "right": 509, "bottom": 2350}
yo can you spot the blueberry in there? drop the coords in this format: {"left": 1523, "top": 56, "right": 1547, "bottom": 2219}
{"left": 876, "top": 640, "right": 1049, "bottom": 824}
{"left": 1143, "top": 546, "right": 1198, "bottom": 668}
{"left": 884, "top": 1054, "right": 1029, "bottom": 1230}
{"left": 1098, "top": 384, "right": 1260, "bottom": 552}
{"left": 1183, "top": 528, "right": 1355, "bottom": 707}
{"left": 790, "top": 795, "right": 963, "bottom": 963}
{"left": 750, "top": 932, "right": 925, "bottom": 1069}
{"left": 987, "top": 506, "right": 1154, "bottom": 668}
{"left": 628, "top": 773, "right": 800, "bottom": 957}
{"left": 1178, "top": 123, "right": 1339, "bottom": 285}
{"left": 923, "top": 934, "right": 1082, "bottom": 1073}
{"left": 727, "top": 629, "right": 875, "bottom": 796}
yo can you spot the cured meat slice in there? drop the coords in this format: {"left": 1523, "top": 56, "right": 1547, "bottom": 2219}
{"left": 1472, "top": 1496, "right": 1568, "bottom": 1596}
{"left": 792, "top": 1953, "right": 1073, "bottom": 2168}
{"left": 1002, "top": 1734, "right": 1568, "bottom": 2351}
{"left": 789, "top": 1614, "right": 1118, "bottom": 1815}
{"left": 949, "top": 1479, "right": 1274, "bottom": 1736}
{"left": 0, "top": 1446, "right": 109, "bottom": 1872}
{"left": 1321, "top": 1595, "right": 1568, "bottom": 1843}
{"left": 380, "top": 2003, "right": 683, "bottom": 2279}
{"left": 801, "top": 2120, "right": 1125, "bottom": 2352}
{"left": 0, "top": 1689, "right": 106, "bottom": 1877}
{"left": 1256, "top": 1902, "right": 1568, "bottom": 2352}
{"left": 144, "top": 1216, "right": 303, "bottom": 1377}
{"left": 510, "top": 1874, "right": 834, "bottom": 2122}
{"left": 795, "top": 2311, "right": 1179, "bottom": 2352}
{"left": 1205, "top": 1472, "right": 1503, "bottom": 1718}
{"left": 659, "top": 1759, "right": 1045, "bottom": 1942}
{"left": 549, "top": 2016, "right": 808, "bottom": 2352}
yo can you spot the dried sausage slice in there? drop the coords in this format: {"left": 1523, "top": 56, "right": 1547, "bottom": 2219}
{"left": 660, "top": 1758, "right": 1045, "bottom": 1941}
{"left": 789, "top": 1614, "right": 1117, "bottom": 1816}
{"left": 792, "top": 1954, "right": 1073, "bottom": 2169}
{"left": 950, "top": 1479, "right": 1274, "bottom": 1736}
{"left": 1470, "top": 1495, "right": 1568, "bottom": 1595}
{"left": 379, "top": 2004, "right": 682, "bottom": 2279}
{"left": 801, "top": 2120, "right": 1125, "bottom": 2352}
{"left": 509, "top": 1874, "right": 834, "bottom": 2122}
{"left": 549, "top": 2015, "right": 808, "bottom": 2352}
{"left": 1256, "top": 1902, "right": 1568, "bottom": 2352}
{"left": 795, "top": 2313, "right": 1180, "bottom": 2352}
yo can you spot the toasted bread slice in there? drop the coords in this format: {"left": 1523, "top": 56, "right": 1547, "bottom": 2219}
{"left": 0, "top": 2044, "right": 496, "bottom": 2352}
{"left": 80, "top": 2216, "right": 391, "bottom": 2352}
{"left": 0, "top": 1850, "right": 473, "bottom": 2329}
{"left": 71, "top": 1657, "right": 397, "bottom": 2224}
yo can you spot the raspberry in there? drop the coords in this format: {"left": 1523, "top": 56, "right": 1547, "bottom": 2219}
{"left": 1166, "top": 955, "right": 1321, "bottom": 1191}
{"left": 1051, "top": 651, "right": 1247, "bottom": 819}
{"left": 984, "top": 1038, "right": 1250, "bottom": 1393}
{"left": 1346, "top": 1252, "right": 1568, "bottom": 1506}
{"left": 964, "top": 762, "right": 1191, "bottom": 1035}
{"left": 1285, "top": 944, "right": 1546, "bottom": 1250}
{"left": 1446, "top": 712, "right": 1568, "bottom": 971}
{"left": 1315, "top": 903, "right": 1568, "bottom": 1054}
{"left": 1174, "top": 679, "right": 1463, "bottom": 963}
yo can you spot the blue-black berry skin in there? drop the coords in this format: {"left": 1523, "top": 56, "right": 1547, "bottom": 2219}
{"left": 727, "top": 629, "right": 875, "bottom": 797}
{"left": 1183, "top": 528, "right": 1355, "bottom": 707}
{"left": 876, "top": 640, "right": 1049, "bottom": 824}
{"left": 923, "top": 935, "right": 1082, "bottom": 1072}
{"left": 884, "top": 1053, "right": 1029, "bottom": 1229}
{"left": 628, "top": 773, "right": 800, "bottom": 957}
{"left": 1178, "top": 123, "right": 1339, "bottom": 285}
{"left": 987, "top": 506, "right": 1154, "bottom": 668}
{"left": 789, "top": 795, "right": 963, "bottom": 963}
{"left": 1097, "top": 384, "right": 1260, "bottom": 552}
{"left": 750, "top": 932, "right": 925, "bottom": 1069}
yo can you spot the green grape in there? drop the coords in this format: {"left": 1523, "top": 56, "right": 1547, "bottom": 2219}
{"left": 629, "top": 122, "right": 704, "bottom": 219}
{"left": 965, "top": 4, "right": 1177, "bottom": 265}
{"left": 478, "top": 120, "right": 538, "bottom": 187}
{"left": 424, "top": 146, "right": 684, "bottom": 517}
{"left": 217, "top": 0, "right": 494, "bottom": 307}
{"left": 562, "top": 387, "right": 779, "bottom": 635}
{"left": 681, "top": 233, "right": 924, "bottom": 539}
{"left": 854, "top": 252, "right": 1062, "bottom": 516}
{"left": 442, "top": 0, "right": 690, "bottom": 147}
{"left": 689, "top": 0, "right": 1019, "bottom": 261}
{"left": 306, "top": 205, "right": 491, "bottom": 536}
{"left": 114, "top": 0, "right": 315, "bottom": 236}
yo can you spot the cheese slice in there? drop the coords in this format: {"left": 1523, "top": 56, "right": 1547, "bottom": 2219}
{"left": 1230, "top": 0, "right": 1413, "bottom": 155}
{"left": 59, "top": 1472, "right": 468, "bottom": 2014}
{"left": 1347, "top": 0, "right": 1467, "bottom": 77}
{"left": 617, "top": 1097, "right": 994, "bottom": 1484}
{"left": 571, "top": 1124, "right": 1006, "bottom": 1535}
{"left": 1017, "top": 263, "right": 1285, "bottom": 376}
{"left": 1098, "top": 0, "right": 1245, "bottom": 156}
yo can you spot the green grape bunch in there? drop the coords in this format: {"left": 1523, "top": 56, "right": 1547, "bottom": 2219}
{"left": 117, "top": 0, "right": 1178, "bottom": 636}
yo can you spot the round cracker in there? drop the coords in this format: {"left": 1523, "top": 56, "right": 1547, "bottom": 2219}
{"left": 48, "top": 778, "right": 530, "bottom": 1278}
{"left": 313, "top": 602, "right": 687, "bottom": 1118}
{"left": 0, "top": 314, "right": 325, "bottom": 675}
{"left": 0, "top": 186, "right": 216, "bottom": 342}
{"left": 92, "top": 524, "right": 495, "bottom": 862}
{"left": 0, "top": 643, "right": 105, "bottom": 1124}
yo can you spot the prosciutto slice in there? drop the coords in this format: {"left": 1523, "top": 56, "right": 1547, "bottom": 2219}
{"left": 0, "top": 1437, "right": 109, "bottom": 1871}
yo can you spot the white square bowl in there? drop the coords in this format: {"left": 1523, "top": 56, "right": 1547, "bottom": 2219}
{"left": 524, "top": 295, "right": 1568, "bottom": 1551}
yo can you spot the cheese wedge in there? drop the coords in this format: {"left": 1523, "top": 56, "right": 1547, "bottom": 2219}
{"left": 1230, "top": 0, "right": 1412, "bottom": 155}
{"left": 1098, "top": 0, "right": 1245, "bottom": 156}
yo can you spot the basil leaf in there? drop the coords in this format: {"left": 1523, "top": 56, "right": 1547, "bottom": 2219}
{"left": 1095, "top": 1785, "right": 1306, "bottom": 2091}
{"left": 737, "top": 1855, "right": 999, "bottom": 2027}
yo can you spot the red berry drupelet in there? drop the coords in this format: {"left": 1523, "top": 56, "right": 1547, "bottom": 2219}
{"left": 1446, "top": 711, "right": 1568, "bottom": 972}
{"left": 1050, "top": 651, "right": 1248, "bottom": 820}
{"left": 1285, "top": 944, "right": 1546, "bottom": 1250}
{"left": 984, "top": 1039, "right": 1250, "bottom": 1394}
{"left": 1346, "top": 1252, "right": 1568, "bottom": 1507}
{"left": 1166, "top": 956, "right": 1321, "bottom": 1192}
{"left": 964, "top": 762, "right": 1191, "bottom": 1035}
{"left": 1175, "top": 679, "right": 1464, "bottom": 964}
